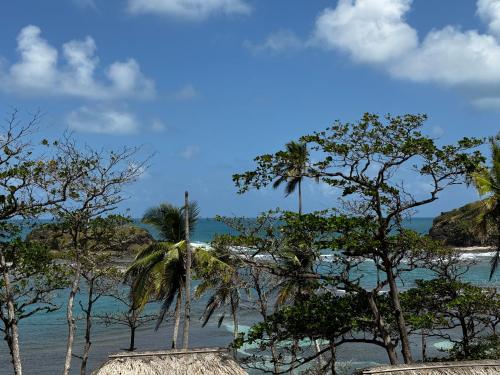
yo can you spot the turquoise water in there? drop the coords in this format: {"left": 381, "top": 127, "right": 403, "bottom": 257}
{"left": 0, "top": 218, "right": 498, "bottom": 374}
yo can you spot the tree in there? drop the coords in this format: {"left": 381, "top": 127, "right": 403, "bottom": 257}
{"left": 96, "top": 282, "right": 156, "bottom": 352}
{"left": 233, "top": 113, "right": 485, "bottom": 364}
{"left": 469, "top": 133, "right": 500, "bottom": 278}
{"left": 125, "top": 240, "right": 231, "bottom": 349}
{"left": 50, "top": 141, "right": 147, "bottom": 375}
{"left": 142, "top": 201, "right": 200, "bottom": 242}
{"left": 0, "top": 230, "right": 68, "bottom": 372}
{"left": 271, "top": 141, "right": 310, "bottom": 215}
{"left": 0, "top": 111, "right": 90, "bottom": 375}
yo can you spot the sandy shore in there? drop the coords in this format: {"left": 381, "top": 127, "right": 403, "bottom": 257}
{"left": 453, "top": 246, "right": 496, "bottom": 253}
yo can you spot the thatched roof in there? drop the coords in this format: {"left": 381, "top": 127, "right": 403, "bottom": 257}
{"left": 91, "top": 347, "right": 248, "bottom": 375}
{"left": 356, "top": 360, "right": 500, "bottom": 375}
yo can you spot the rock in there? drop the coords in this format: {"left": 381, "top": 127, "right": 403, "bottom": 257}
{"left": 429, "top": 199, "right": 498, "bottom": 247}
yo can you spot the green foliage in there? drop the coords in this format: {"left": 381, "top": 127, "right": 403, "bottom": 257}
{"left": 0, "top": 234, "right": 69, "bottom": 324}
{"left": 142, "top": 202, "right": 199, "bottom": 242}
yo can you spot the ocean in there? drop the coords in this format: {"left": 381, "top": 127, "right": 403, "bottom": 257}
{"left": 0, "top": 218, "right": 498, "bottom": 374}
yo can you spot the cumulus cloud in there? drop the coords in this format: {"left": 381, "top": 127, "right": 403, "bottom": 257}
{"left": 67, "top": 107, "right": 139, "bottom": 134}
{"left": 0, "top": 25, "right": 154, "bottom": 99}
{"left": 127, "top": 0, "right": 251, "bottom": 20}
{"left": 245, "top": 29, "right": 305, "bottom": 54}
{"left": 313, "top": 0, "right": 417, "bottom": 64}
{"left": 307, "top": 0, "right": 500, "bottom": 107}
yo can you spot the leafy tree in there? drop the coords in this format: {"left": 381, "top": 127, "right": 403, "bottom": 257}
{"left": 469, "top": 133, "right": 500, "bottom": 278}
{"left": 0, "top": 111, "right": 92, "bottom": 375}
{"left": 49, "top": 141, "right": 147, "bottom": 375}
{"left": 402, "top": 278, "right": 499, "bottom": 360}
{"left": 233, "top": 113, "right": 484, "bottom": 364}
{"left": 0, "top": 229, "right": 68, "bottom": 371}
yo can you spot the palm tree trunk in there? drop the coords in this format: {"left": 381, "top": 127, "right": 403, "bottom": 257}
{"left": 172, "top": 289, "right": 182, "bottom": 349}
{"left": 298, "top": 179, "right": 302, "bottom": 215}
{"left": 0, "top": 249, "right": 23, "bottom": 375}
{"left": 230, "top": 296, "right": 239, "bottom": 358}
{"left": 182, "top": 191, "right": 191, "bottom": 350}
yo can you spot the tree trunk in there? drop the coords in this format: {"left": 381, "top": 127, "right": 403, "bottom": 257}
{"left": 298, "top": 179, "right": 302, "bottom": 215}
{"left": 80, "top": 279, "right": 95, "bottom": 375}
{"left": 366, "top": 291, "right": 398, "bottom": 364}
{"left": 314, "top": 340, "right": 326, "bottom": 368}
{"left": 0, "top": 249, "right": 23, "bottom": 375}
{"left": 230, "top": 296, "right": 239, "bottom": 358}
{"left": 129, "top": 326, "right": 136, "bottom": 352}
{"left": 385, "top": 266, "right": 413, "bottom": 364}
{"left": 182, "top": 191, "right": 191, "bottom": 350}
{"left": 172, "top": 289, "right": 182, "bottom": 349}
{"left": 330, "top": 341, "right": 336, "bottom": 375}
{"left": 63, "top": 261, "right": 81, "bottom": 375}
{"left": 459, "top": 315, "right": 470, "bottom": 357}
{"left": 421, "top": 329, "right": 427, "bottom": 362}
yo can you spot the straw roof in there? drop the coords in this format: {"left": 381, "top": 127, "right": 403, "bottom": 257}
{"left": 91, "top": 348, "right": 248, "bottom": 375}
{"left": 356, "top": 360, "right": 500, "bottom": 375}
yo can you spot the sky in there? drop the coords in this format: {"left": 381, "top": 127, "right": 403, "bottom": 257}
{"left": 0, "top": 0, "right": 499, "bottom": 218}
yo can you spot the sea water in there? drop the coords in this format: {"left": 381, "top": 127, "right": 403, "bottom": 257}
{"left": 0, "top": 218, "right": 497, "bottom": 374}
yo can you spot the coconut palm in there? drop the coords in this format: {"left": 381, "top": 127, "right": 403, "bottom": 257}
{"left": 470, "top": 134, "right": 500, "bottom": 279}
{"left": 142, "top": 202, "right": 200, "bottom": 242}
{"left": 273, "top": 141, "right": 309, "bottom": 215}
{"left": 196, "top": 244, "right": 247, "bottom": 344}
{"left": 125, "top": 240, "right": 231, "bottom": 348}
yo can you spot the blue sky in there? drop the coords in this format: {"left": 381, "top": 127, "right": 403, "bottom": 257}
{"left": 0, "top": 0, "right": 499, "bottom": 217}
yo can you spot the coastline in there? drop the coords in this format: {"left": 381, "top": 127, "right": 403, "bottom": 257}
{"left": 452, "top": 245, "right": 496, "bottom": 253}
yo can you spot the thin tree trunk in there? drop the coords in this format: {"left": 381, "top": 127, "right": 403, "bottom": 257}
{"left": 129, "top": 326, "right": 136, "bottom": 352}
{"left": 298, "top": 179, "right": 302, "bottom": 215}
{"left": 182, "top": 191, "right": 191, "bottom": 350}
{"left": 63, "top": 261, "right": 81, "bottom": 375}
{"left": 385, "top": 267, "right": 413, "bottom": 363}
{"left": 80, "top": 279, "right": 95, "bottom": 375}
{"left": 0, "top": 250, "right": 23, "bottom": 375}
{"left": 330, "top": 341, "right": 336, "bottom": 375}
{"left": 172, "top": 289, "right": 182, "bottom": 349}
{"left": 315, "top": 340, "right": 326, "bottom": 368}
{"left": 421, "top": 329, "right": 427, "bottom": 362}
{"left": 459, "top": 315, "right": 470, "bottom": 357}
{"left": 366, "top": 291, "right": 398, "bottom": 364}
{"left": 231, "top": 296, "right": 239, "bottom": 358}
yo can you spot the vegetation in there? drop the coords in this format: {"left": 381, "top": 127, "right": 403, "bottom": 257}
{"left": 1, "top": 110, "right": 498, "bottom": 375}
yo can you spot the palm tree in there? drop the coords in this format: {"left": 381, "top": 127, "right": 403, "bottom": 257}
{"left": 471, "top": 134, "right": 500, "bottom": 279}
{"left": 125, "top": 240, "right": 231, "bottom": 348}
{"left": 196, "top": 245, "right": 247, "bottom": 344}
{"left": 142, "top": 202, "right": 200, "bottom": 242}
{"left": 273, "top": 141, "right": 309, "bottom": 215}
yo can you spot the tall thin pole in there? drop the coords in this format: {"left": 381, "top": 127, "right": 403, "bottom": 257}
{"left": 182, "top": 191, "right": 191, "bottom": 349}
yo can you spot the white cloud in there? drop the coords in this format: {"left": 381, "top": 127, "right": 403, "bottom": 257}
{"left": 0, "top": 25, "right": 154, "bottom": 99}
{"left": 307, "top": 0, "right": 500, "bottom": 107}
{"left": 180, "top": 145, "right": 200, "bottom": 160}
{"left": 477, "top": 0, "right": 500, "bottom": 38}
{"left": 127, "top": 0, "right": 251, "bottom": 20}
{"left": 245, "top": 30, "right": 305, "bottom": 54}
{"left": 67, "top": 106, "right": 139, "bottom": 134}
{"left": 173, "top": 84, "right": 199, "bottom": 100}
{"left": 313, "top": 0, "right": 417, "bottom": 64}
{"left": 72, "top": 0, "right": 98, "bottom": 10}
